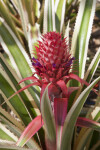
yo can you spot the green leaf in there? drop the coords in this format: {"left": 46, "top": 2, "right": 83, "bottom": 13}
{"left": 0, "top": 122, "right": 18, "bottom": 142}
{"left": 84, "top": 48, "right": 100, "bottom": 83}
{"left": 43, "top": 0, "right": 55, "bottom": 33}
{"left": 74, "top": 93, "right": 100, "bottom": 150}
{"left": 0, "top": 72, "right": 31, "bottom": 126}
{"left": 64, "top": 21, "right": 70, "bottom": 41}
{"left": 21, "top": 0, "right": 35, "bottom": 26}
{"left": 8, "top": 0, "right": 18, "bottom": 12}
{"left": 74, "top": 48, "right": 100, "bottom": 101}
{"left": 88, "top": 130, "right": 100, "bottom": 150}
{"left": 0, "top": 115, "right": 39, "bottom": 149}
{"left": 61, "top": 76, "right": 100, "bottom": 150}
{"left": 55, "top": 0, "right": 66, "bottom": 32}
{"left": 41, "top": 84, "right": 56, "bottom": 148}
{"left": 0, "top": 106, "right": 24, "bottom": 131}
{"left": 74, "top": 128, "right": 93, "bottom": 150}
{"left": 0, "top": 20, "right": 40, "bottom": 108}
{"left": 0, "top": 54, "right": 39, "bottom": 119}
{"left": 0, "top": 144, "right": 34, "bottom": 150}
{"left": 67, "top": 0, "right": 74, "bottom": 5}
{"left": 71, "top": 0, "right": 97, "bottom": 79}
{"left": 16, "top": 0, "right": 28, "bottom": 40}
{"left": 0, "top": 0, "right": 22, "bottom": 43}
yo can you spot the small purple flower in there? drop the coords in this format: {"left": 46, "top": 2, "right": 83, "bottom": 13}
{"left": 32, "top": 57, "right": 42, "bottom": 67}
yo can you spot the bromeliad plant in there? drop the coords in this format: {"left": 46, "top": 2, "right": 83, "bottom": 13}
{"left": 0, "top": 0, "right": 100, "bottom": 150}
{"left": 14, "top": 31, "right": 100, "bottom": 150}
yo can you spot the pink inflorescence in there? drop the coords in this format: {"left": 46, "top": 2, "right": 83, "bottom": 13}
{"left": 32, "top": 32, "right": 74, "bottom": 84}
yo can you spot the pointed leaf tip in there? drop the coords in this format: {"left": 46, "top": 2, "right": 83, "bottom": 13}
{"left": 76, "top": 117, "right": 100, "bottom": 132}
{"left": 18, "top": 76, "right": 38, "bottom": 84}
{"left": 8, "top": 82, "right": 40, "bottom": 101}
{"left": 17, "top": 115, "right": 44, "bottom": 147}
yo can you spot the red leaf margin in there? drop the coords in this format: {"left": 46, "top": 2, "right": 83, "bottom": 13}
{"left": 76, "top": 117, "right": 100, "bottom": 130}
{"left": 16, "top": 115, "right": 44, "bottom": 147}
